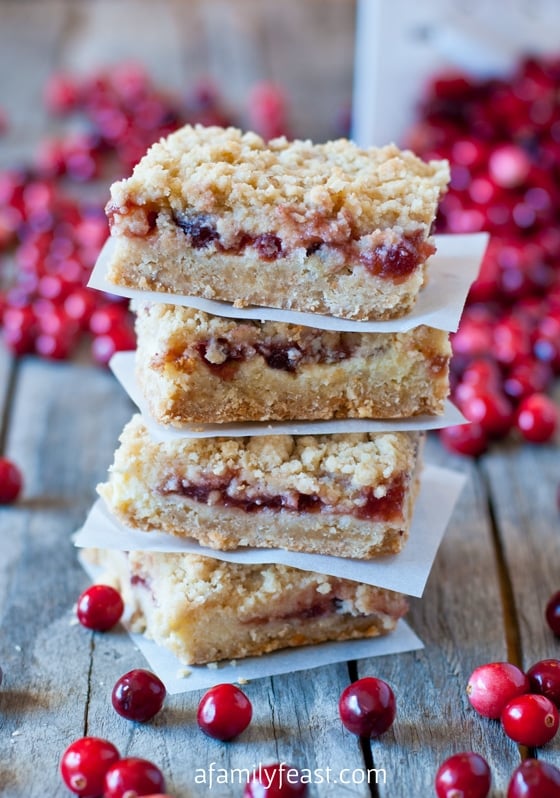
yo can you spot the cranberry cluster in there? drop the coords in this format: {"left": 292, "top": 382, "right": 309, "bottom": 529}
{"left": 60, "top": 737, "right": 168, "bottom": 798}
{"left": 0, "top": 65, "right": 240, "bottom": 365}
{"left": 406, "top": 57, "right": 560, "bottom": 454}
{"left": 436, "top": 658, "right": 560, "bottom": 797}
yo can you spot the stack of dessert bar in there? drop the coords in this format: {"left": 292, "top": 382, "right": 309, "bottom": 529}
{"left": 88, "top": 125, "right": 451, "bottom": 667}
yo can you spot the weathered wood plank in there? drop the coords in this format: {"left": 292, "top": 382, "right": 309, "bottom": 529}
{"left": 0, "top": 359, "right": 133, "bottom": 797}
{"left": 59, "top": 0, "right": 185, "bottom": 93}
{"left": 0, "top": 346, "right": 14, "bottom": 435}
{"left": 0, "top": 1, "right": 67, "bottom": 167}
{"left": 482, "top": 442, "right": 560, "bottom": 769}
{"left": 173, "top": 0, "right": 354, "bottom": 141}
{"left": 368, "top": 437, "right": 520, "bottom": 795}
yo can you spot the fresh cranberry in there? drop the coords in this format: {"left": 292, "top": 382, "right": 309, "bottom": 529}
{"left": 89, "top": 304, "right": 129, "bottom": 335}
{"left": 507, "top": 759, "right": 560, "bottom": 798}
{"left": 545, "top": 591, "right": 560, "bottom": 636}
{"left": 439, "top": 423, "right": 488, "bottom": 457}
{"left": 104, "top": 757, "right": 165, "bottom": 798}
{"left": 501, "top": 693, "right": 559, "bottom": 747}
{"left": 0, "top": 457, "right": 23, "bottom": 504}
{"left": 60, "top": 736, "right": 120, "bottom": 797}
{"left": 243, "top": 763, "right": 307, "bottom": 798}
{"left": 112, "top": 669, "right": 166, "bottom": 722}
{"left": 44, "top": 73, "right": 81, "bottom": 114}
{"left": 460, "top": 392, "right": 514, "bottom": 438}
{"left": 466, "top": 662, "right": 529, "bottom": 719}
{"left": 196, "top": 683, "right": 252, "bottom": 740}
{"left": 35, "top": 331, "right": 73, "bottom": 360}
{"left": 76, "top": 584, "right": 124, "bottom": 631}
{"left": 248, "top": 83, "right": 289, "bottom": 140}
{"left": 527, "top": 659, "right": 560, "bottom": 708}
{"left": 515, "top": 393, "right": 558, "bottom": 443}
{"left": 338, "top": 676, "right": 396, "bottom": 738}
{"left": 504, "top": 360, "right": 553, "bottom": 402}
{"left": 435, "top": 752, "right": 491, "bottom": 798}
{"left": 488, "top": 144, "right": 531, "bottom": 189}
{"left": 64, "top": 288, "right": 98, "bottom": 329}
{"left": 91, "top": 326, "right": 136, "bottom": 366}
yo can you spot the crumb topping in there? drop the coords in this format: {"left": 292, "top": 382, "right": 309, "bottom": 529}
{"left": 105, "top": 415, "right": 420, "bottom": 508}
{"left": 108, "top": 125, "right": 449, "bottom": 240}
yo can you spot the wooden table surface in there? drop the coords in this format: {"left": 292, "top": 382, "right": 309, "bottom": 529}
{"left": 0, "top": 2, "right": 559, "bottom": 796}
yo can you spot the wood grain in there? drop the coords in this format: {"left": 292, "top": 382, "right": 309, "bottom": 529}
{"left": 1, "top": 2, "right": 559, "bottom": 796}
{"left": 366, "top": 438, "right": 521, "bottom": 795}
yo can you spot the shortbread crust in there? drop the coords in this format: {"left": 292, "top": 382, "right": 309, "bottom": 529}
{"left": 105, "top": 125, "right": 449, "bottom": 320}
{"left": 98, "top": 416, "right": 424, "bottom": 559}
{"left": 135, "top": 302, "right": 451, "bottom": 425}
{"left": 86, "top": 548, "right": 408, "bottom": 665}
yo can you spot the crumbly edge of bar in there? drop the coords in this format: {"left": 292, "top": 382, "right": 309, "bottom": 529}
{"left": 87, "top": 548, "right": 408, "bottom": 664}
{"left": 96, "top": 441, "right": 423, "bottom": 558}
{"left": 135, "top": 303, "right": 450, "bottom": 423}
{"left": 107, "top": 236, "right": 426, "bottom": 320}
{"left": 98, "top": 414, "right": 422, "bottom": 500}
{"left": 108, "top": 125, "right": 449, "bottom": 238}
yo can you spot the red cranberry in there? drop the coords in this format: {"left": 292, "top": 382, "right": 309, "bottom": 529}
{"left": 35, "top": 331, "right": 74, "bottom": 360}
{"left": 243, "top": 763, "right": 307, "bottom": 798}
{"left": 507, "top": 759, "right": 560, "bottom": 798}
{"left": 461, "top": 392, "right": 513, "bottom": 438}
{"left": 248, "top": 83, "right": 289, "bottom": 140}
{"left": 76, "top": 584, "right": 124, "bottom": 631}
{"left": 91, "top": 325, "right": 136, "bottom": 365}
{"left": 64, "top": 289, "right": 98, "bottom": 329}
{"left": 60, "top": 736, "right": 120, "bottom": 797}
{"left": 545, "top": 591, "right": 560, "bottom": 636}
{"left": 0, "top": 457, "right": 23, "bottom": 504}
{"left": 504, "top": 360, "right": 553, "bottom": 402}
{"left": 501, "top": 693, "right": 559, "bottom": 747}
{"left": 338, "top": 676, "right": 396, "bottom": 738}
{"left": 196, "top": 683, "right": 252, "bottom": 741}
{"left": 112, "top": 669, "right": 166, "bottom": 723}
{"left": 89, "top": 304, "right": 129, "bottom": 334}
{"left": 439, "top": 423, "right": 488, "bottom": 457}
{"left": 44, "top": 73, "right": 81, "bottom": 115}
{"left": 515, "top": 393, "right": 558, "bottom": 443}
{"left": 488, "top": 145, "right": 531, "bottom": 189}
{"left": 435, "top": 752, "right": 491, "bottom": 798}
{"left": 527, "top": 659, "right": 560, "bottom": 708}
{"left": 466, "top": 662, "right": 529, "bottom": 719}
{"left": 104, "top": 757, "right": 166, "bottom": 798}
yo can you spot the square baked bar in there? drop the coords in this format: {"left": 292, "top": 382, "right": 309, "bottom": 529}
{"left": 105, "top": 125, "right": 449, "bottom": 320}
{"left": 135, "top": 302, "right": 451, "bottom": 425}
{"left": 86, "top": 548, "right": 408, "bottom": 665}
{"left": 98, "top": 416, "right": 424, "bottom": 559}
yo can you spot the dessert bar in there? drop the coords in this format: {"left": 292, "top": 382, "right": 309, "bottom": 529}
{"left": 86, "top": 548, "right": 408, "bottom": 665}
{"left": 105, "top": 125, "right": 449, "bottom": 320}
{"left": 98, "top": 416, "right": 424, "bottom": 559}
{"left": 135, "top": 302, "right": 451, "bottom": 425}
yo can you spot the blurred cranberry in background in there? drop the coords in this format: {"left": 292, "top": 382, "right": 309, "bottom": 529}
{"left": 408, "top": 57, "right": 560, "bottom": 453}
{"left": 0, "top": 63, "right": 238, "bottom": 366}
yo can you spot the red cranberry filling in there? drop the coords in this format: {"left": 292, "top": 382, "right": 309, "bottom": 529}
{"left": 173, "top": 210, "right": 219, "bottom": 248}
{"left": 246, "top": 596, "right": 355, "bottom": 626}
{"left": 189, "top": 332, "right": 355, "bottom": 379}
{"left": 360, "top": 231, "right": 435, "bottom": 279}
{"left": 253, "top": 233, "right": 283, "bottom": 259}
{"left": 158, "top": 474, "right": 406, "bottom": 522}
{"left": 110, "top": 205, "right": 432, "bottom": 279}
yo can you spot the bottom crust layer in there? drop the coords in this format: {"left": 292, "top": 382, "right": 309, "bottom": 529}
{"left": 85, "top": 548, "right": 408, "bottom": 665}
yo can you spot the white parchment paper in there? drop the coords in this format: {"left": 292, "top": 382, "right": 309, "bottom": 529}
{"left": 88, "top": 233, "right": 488, "bottom": 333}
{"left": 79, "top": 553, "right": 423, "bottom": 694}
{"left": 74, "top": 464, "right": 466, "bottom": 597}
{"left": 110, "top": 350, "right": 467, "bottom": 439}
